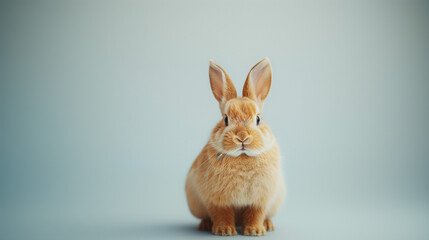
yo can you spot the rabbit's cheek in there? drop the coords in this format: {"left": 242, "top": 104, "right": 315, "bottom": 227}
{"left": 221, "top": 130, "right": 239, "bottom": 151}
{"left": 223, "top": 140, "right": 239, "bottom": 152}
{"left": 251, "top": 134, "right": 265, "bottom": 150}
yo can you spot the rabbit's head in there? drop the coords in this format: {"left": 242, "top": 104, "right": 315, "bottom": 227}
{"left": 208, "top": 58, "right": 276, "bottom": 157}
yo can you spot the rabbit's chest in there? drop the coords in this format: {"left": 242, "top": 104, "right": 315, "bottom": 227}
{"left": 212, "top": 165, "right": 275, "bottom": 206}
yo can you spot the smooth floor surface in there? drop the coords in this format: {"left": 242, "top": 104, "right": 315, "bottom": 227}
{"left": 2, "top": 202, "right": 428, "bottom": 240}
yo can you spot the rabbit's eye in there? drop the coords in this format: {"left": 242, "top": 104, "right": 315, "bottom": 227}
{"left": 256, "top": 116, "right": 261, "bottom": 125}
{"left": 224, "top": 116, "right": 228, "bottom": 126}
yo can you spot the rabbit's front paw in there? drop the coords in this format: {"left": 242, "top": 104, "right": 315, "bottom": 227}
{"left": 212, "top": 225, "right": 237, "bottom": 236}
{"left": 243, "top": 224, "right": 266, "bottom": 236}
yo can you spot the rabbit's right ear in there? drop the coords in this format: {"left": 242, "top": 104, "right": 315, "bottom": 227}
{"left": 209, "top": 60, "right": 237, "bottom": 109}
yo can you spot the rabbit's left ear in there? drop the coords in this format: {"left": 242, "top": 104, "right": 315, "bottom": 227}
{"left": 243, "top": 58, "right": 272, "bottom": 110}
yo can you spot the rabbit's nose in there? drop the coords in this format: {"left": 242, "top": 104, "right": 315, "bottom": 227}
{"left": 234, "top": 131, "right": 249, "bottom": 143}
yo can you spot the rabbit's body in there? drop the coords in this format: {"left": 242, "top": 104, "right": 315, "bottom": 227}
{"left": 185, "top": 58, "right": 285, "bottom": 236}
{"left": 186, "top": 143, "right": 285, "bottom": 219}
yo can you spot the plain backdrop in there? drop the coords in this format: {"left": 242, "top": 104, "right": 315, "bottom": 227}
{"left": 1, "top": 1, "right": 428, "bottom": 239}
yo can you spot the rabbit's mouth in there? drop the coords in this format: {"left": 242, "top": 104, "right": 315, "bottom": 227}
{"left": 240, "top": 143, "right": 246, "bottom": 151}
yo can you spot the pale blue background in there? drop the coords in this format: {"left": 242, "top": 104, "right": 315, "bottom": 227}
{"left": 1, "top": 0, "right": 428, "bottom": 239}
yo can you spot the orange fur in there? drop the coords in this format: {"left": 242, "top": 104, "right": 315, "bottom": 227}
{"left": 208, "top": 205, "right": 237, "bottom": 236}
{"left": 185, "top": 58, "right": 285, "bottom": 236}
{"left": 242, "top": 206, "right": 266, "bottom": 236}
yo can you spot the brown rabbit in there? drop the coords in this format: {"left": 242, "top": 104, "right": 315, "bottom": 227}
{"left": 185, "top": 58, "right": 285, "bottom": 236}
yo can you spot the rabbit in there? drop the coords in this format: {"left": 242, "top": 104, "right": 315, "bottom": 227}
{"left": 185, "top": 58, "right": 286, "bottom": 236}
